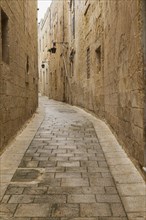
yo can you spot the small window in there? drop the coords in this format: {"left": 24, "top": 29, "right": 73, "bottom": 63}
{"left": 87, "top": 47, "right": 90, "bottom": 79}
{"left": 70, "top": 0, "right": 75, "bottom": 39}
{"left": 96, "top": 46, "right": 101, "bottom": 72}
{"left": 55, "top": 70, "right": 57, "bottom": 90}
{"left": 26, "top": 55, "right": 29, "bottom": 74}
{"left": 1, "top": 9, "right": 9, "bottom": 64}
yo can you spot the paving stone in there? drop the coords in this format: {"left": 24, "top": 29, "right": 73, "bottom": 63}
{"left": 31, "top": 218, "right": 60, "bottom": 220}
{"left": 23, "top": 156, "right": 32, "bottom": 161}
{"left": 45, "top": 167, "right": 65, "bottom": 172}
{"left": 12, "top": 169, "right": 40, "bottom": 182}
{"left": 5, "top": 186, "right": 24, "bottom": 195}
{"left": 111, "top": 204, "right": 127, "bottom": 216}
{"left": 117, "top": 183, "right": 145, "bottom": 196}
{"left": 25, "top": 153, "right": 40, "bottom": 157}
{"left": 15, "top": 204, "right": 51, "bottom": 217}
{"left": 47, "top": 186, "right": 83, "bottom": 194}
{"left": 34, "top": 195, "right": 66, "bottom": 203}
{"left": 101, "top": 173, "right": 112, "bottom": 178}
{"left": 44, "top": 146, "right": 58, "bottom": 150}
{"left": 127, "top": 212, "right": 146, "bottom": 220}
{"left": 57, "top": 153, "right": 75, "bottom": 157}
{"left": 98, "top": 218, "right": 128, "bottom": 220}
{"left": 5, "top": 218, "right": 31, "bottom": 220}
{"left": 80, "top": 203, "right": 112, "bottom": 217}
{"left": 96, "top": 195, "right": 121, "bottom": 203}
{"left": 19, "top": 160, "right": 39, "bottom": 168}
{"left": 81, "top": 187, "right": 105, "bottom": 194}
{"left": 1, "top": 195, "right": 11, "bottom": 203}
{"left": 0, "top": 204, "right": 17, "bottom": 218}
{"left": 38, "top": 178, "right": 61, "bottom": 187}
{"left": 61, "top": 178, "right": 89, "bottom": 187}
{"left": 37, "top": 149, "right": 52, "bottom": 154}
{"left": 114, "top": 174, "right": 144, "bottom": 184}
{"left": 90, "top": 177, "right": 115, "bottom": 187}
{"left": 68, "top": 195, "right": 96, "bottom": 203}
{"left": 51, "top": 204, "right": 79, "bottom": 217}
{"left": 9, "top": 195, "right": 34, "bottom": 203}
{"left": 82, "top": 173, "right": 102, "bottom": 178}
{"left": 105, "top": 187, "right": 118, "bottom": 194}
{"left": 121, "top": 196, "right": 146, "bottom": 212}
{"left": 23, "top": 187, "right": 48, "bottom": 195}
{"left": 55, "top": 172, "right": 81, "bottom": 179}
{"left": 57, "top": 161, "right": 80, "bottom": 167}
{"left": 61, "top": 218, "right": 98, "bottom": 220}
{"left": 52, "top": 149, "right": 67, "bottom": 154}
{"left": 88, "top": 156, "right": 105, "bottom": 161}
{"left": 42, "top": 172, "right": 55, "bottom": 179}
{"left": 32, "top": 157, "right": 49, "bottom": 161}
{"left": 0, "top": 174, "right": 13, "bottom": 183}
{"left": 38, "top": 161, "right": 57, "bottom": 168}
{"left": 39, "top": 153, "right": 56, "bottom": 157}
{"left": 68, "top": 149, "right": 87, "bottom": 153}
{"left": 69, "top": 156, "right": 88, "bottom": 161}
{"left": 66, "top": 167, "right": 87, "bottom": 172}
{"left": 88, "top": 167, "right": 110, "bottom": 173}
{"left": 49, "top": 156, "right": 69, "bottom": 162}
{"left": 81, "top": 161, "right": 98, "bottom": 167}
{"left": 98, "top": 162, "right": 108, "bottom": 168}
{"left": 58, "top": 145, "right": 77, "bottom": 149}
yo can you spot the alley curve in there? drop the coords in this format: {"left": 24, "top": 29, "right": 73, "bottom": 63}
{"left": 0, "top": 96, "right": 145, "bottom": 220}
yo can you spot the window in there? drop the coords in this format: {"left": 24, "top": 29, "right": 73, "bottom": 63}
{"left": 96, "top": 46, "right": 101, "bottom": 72}
{"left": 70, "top": 0, "right": 75, "bottom": 39}
{"left": 55, "top": 70, "right": 57, "bottom": 90}
{"left": 1, "top": 9, "right": 9, "bottom": 64}
{"left": 87, "top": 47, "right": 90, "bottom": 79}
{"left": 25, "top": 55, "right": 29, "bottom": 84}
{"left": 26, "top": 55, "right": 29, "bottom": 74}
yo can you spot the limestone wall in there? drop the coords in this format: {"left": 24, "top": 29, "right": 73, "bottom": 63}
{"left": 0, "top": 0, "right": 38, "bottom": 150}
{"left": 102, "top": 0, "right": 144, "bottom": 166}
{"left": 39, "top": 0, "right": 145, "bottom": 167}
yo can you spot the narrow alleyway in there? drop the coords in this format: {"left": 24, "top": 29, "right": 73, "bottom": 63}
{"left": 0, "top": 97, "right": 145, "bottom": 220}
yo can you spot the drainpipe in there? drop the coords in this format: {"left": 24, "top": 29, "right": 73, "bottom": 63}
{"left": 62, "top": 0, "right": 72, "bottom": 103}
{"left": 143, "top": 0, "right": 146, "bottom": 172}
{"left": 63, "top": 0, "right": 65, "bottom": 42}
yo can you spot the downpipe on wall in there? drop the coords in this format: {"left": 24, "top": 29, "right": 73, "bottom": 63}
{"left": 143, "top": 0, "right": 146, "bottom": 173}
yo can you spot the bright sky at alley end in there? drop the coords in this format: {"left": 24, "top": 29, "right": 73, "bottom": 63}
{"left": 38, "top": 0, "right": 52, "bottom": 22}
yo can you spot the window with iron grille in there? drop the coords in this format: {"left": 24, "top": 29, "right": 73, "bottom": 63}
{"left": 87, "top": 47, "right": 90, "bottom": 79}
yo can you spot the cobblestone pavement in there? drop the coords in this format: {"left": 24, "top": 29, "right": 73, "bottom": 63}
{"left": 0, "top": 97, "right": 146, "bottom": 220}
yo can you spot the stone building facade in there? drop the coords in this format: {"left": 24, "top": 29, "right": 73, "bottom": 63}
{"left": 38, "top": 0, "right": 146, "bottom": 169}
{"left": 38, "top": 8, "right": 50, "bottom": 96}
{"left": 38, "top": 0, "right": 69, "bottom": 101}
{"left": 0, "top": 0, "right": 38, "bottom": 151}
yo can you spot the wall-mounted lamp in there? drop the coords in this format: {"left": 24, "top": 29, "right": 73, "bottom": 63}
{"left": 41, "top": 64, "right": 45, "bottom": 68}
{"left": 48, "top": 41, "right": 57, "bottom": 54}
{"left": 48, "top": 47, "right": 56, "bottom": 53}
{"left": 48, "top": 41, "right": 69, "bottom": 54}
{"left": 41, "top": 60, "right": 49, "bottom": 68}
